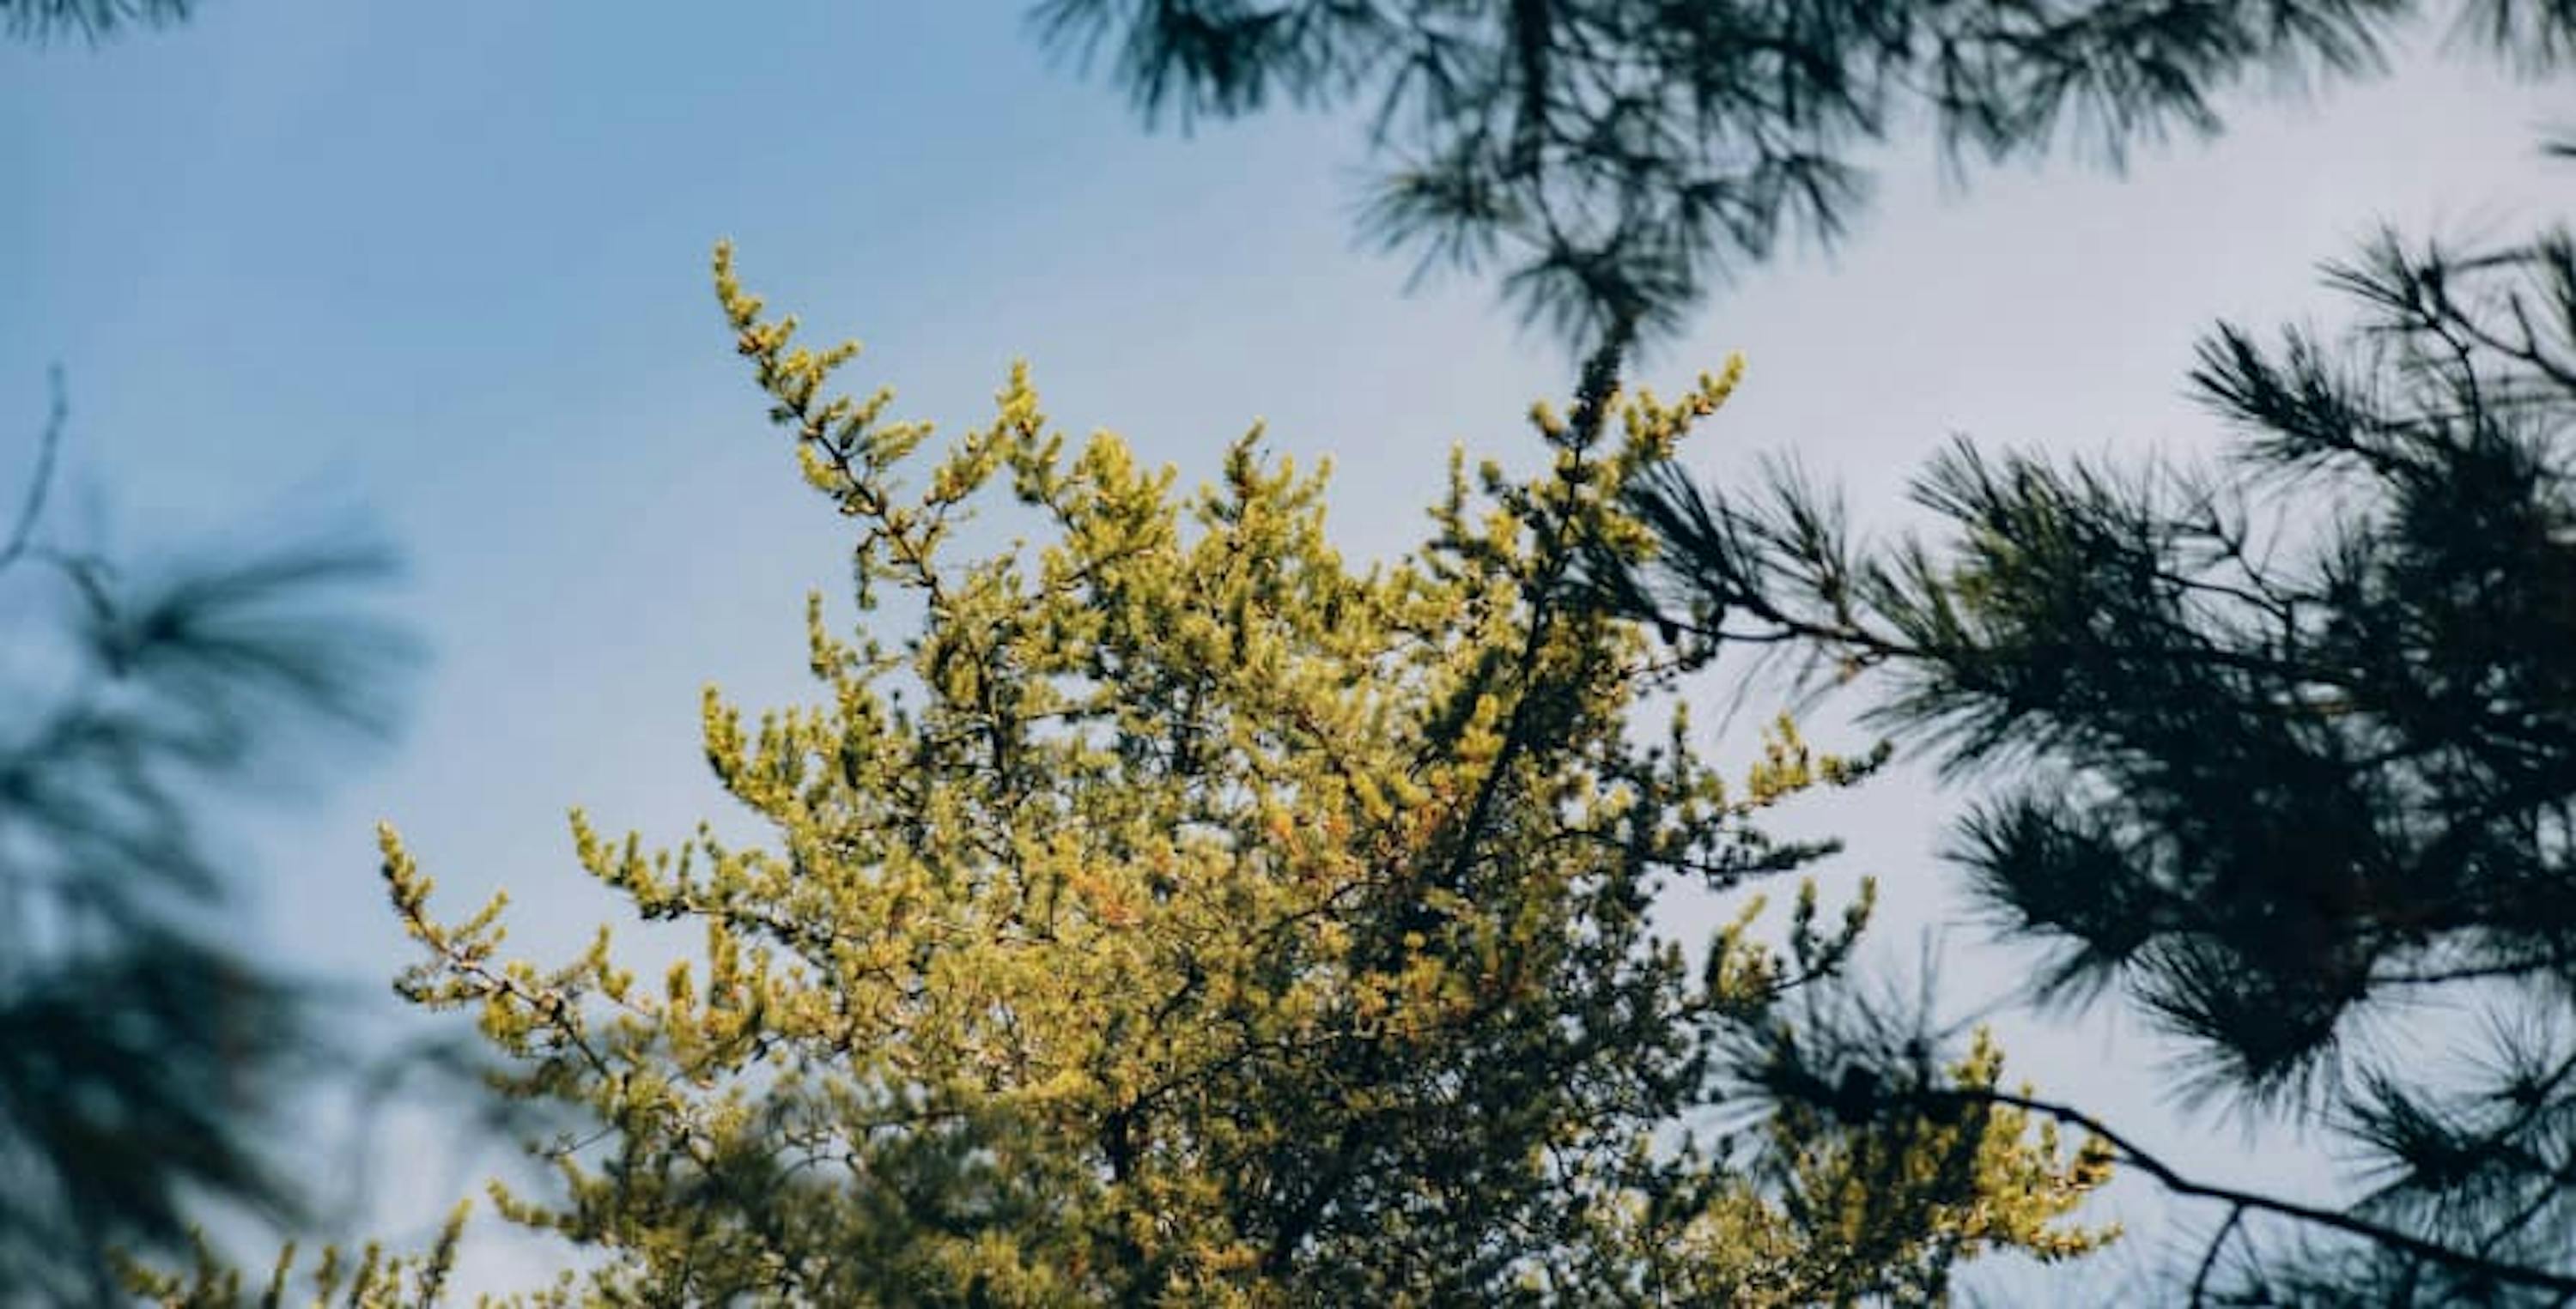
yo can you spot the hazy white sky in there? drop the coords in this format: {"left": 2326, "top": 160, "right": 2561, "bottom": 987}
{"left": 9, "top": 3, "right": 2573, "bottom": 1297}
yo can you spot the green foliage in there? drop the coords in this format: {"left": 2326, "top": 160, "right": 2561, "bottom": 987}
{"left": 1622, "top": 226, "right": 2576, "bottom": 1300}
{"left": 124, "top": 1207, "right": 471, "bottom": 1309}
{"left": 197, "top": 245, "right": 2113, "bottom": 1305}
{"left": 1036, "top": 0, "right": 2572, "bottom": 346}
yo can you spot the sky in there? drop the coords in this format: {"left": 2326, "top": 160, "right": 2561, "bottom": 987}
{"left": 8, "top": 2, "right": 2575, "bottom": 1298}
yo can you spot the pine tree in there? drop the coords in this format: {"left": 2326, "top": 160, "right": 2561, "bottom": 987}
{"left": 143, "top": 244, "right": 2117, "bottom": 1305}
{"left": 1617, "top": 225, "right": 2576, "bottom": 1302}
{"left": 1036, "top": 0, "right": 2572, "bottom": 347}
{"left": 0, "top": 0, "right": 190, "bottom": 45}
{"left": 1, "top": 372, "right": 413, "bottom": 1306}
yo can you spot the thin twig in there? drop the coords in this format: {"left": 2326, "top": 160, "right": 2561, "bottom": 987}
{"left": 1, "top": 365, "right": 69, "bottom": 575}
{"left": 1908, "top": 1086, "right": 2576, "bottom": 1297}
{"left": 2190, "top": 1204, "right": 2245, "bottom": 1306}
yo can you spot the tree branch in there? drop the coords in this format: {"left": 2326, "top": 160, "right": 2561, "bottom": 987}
{"left": 1, "top": 366, "right": 68, "bottom": 576}
{"left": 1904, "top": 1086, "right": 2576, "bottom": 1298}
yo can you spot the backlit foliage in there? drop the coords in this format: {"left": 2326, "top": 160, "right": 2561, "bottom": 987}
{"left": 190, "top": 244, "right": 2111, "bottom": 1305}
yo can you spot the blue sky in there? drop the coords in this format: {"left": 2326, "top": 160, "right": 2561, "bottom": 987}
{"left": 9, "top": 2, "right": 2575, "bottom": 1295}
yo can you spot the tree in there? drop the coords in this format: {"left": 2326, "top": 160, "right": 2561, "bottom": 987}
{"left": 138, "top": 245, "right": 2117, "bottom": 1305}
{"left": 1035, "top": 0, "right": 2573, "bottom": 348}
{"left": 0, "top": 372, "right": 413, "bottom": 1304}
{"left": 1, "top": 0, "right": 191, "bottom": 45}
{"left": 1611, "top": 224, "right": 2576, "bottom": 1302}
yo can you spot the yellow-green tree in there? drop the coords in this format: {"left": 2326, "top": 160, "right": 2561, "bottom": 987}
{"left": 148, "top": 245, "right": 2111, "bottom": 1306}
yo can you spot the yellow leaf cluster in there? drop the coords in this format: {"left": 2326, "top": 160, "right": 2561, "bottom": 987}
{"left": 337, "top": 245, "right": 2113, "bottom": 1305}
